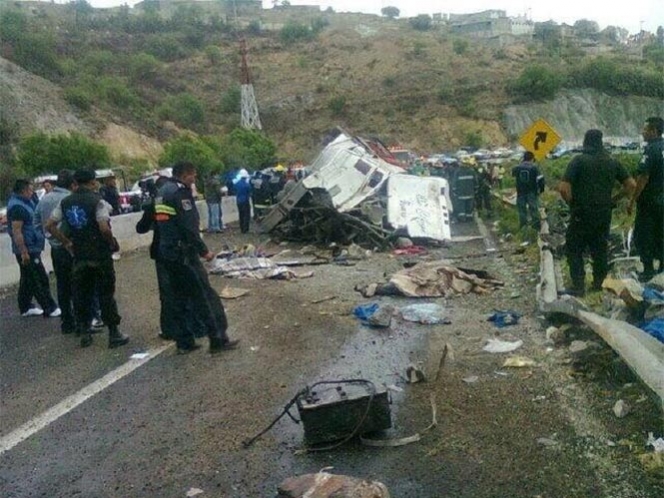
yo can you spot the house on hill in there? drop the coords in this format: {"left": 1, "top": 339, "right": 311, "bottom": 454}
{"left": 133, "top": 0, "right": 262, "bottom": 18}
{"left": 444, "top": 10, "right": 534, "bottom": 45}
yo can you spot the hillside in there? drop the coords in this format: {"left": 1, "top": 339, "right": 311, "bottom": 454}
{"left": 0, "top": 4, "right": 662, "bottom": 163}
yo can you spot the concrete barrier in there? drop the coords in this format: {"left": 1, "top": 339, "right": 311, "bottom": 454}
{"left": 0, "top": 197, "right": 239, "bottom": 289}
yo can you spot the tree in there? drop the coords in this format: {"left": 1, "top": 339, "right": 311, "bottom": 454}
{"left": 158, "top": 134, "right": 223, "bottom": 179}
{"left": 409, "top": 14, "right": 432, "bottom": 31}
{"left": 216, "top": 128, "right": 277, "bottom": 170}
{"left": 573, "top": 19, "right": 599, "bottom": 40}
{"left": 381, "top": 6, "right": 400, "bottom": 19}
{"left": 17, "top": 133, "right": 110, "bottom": 177}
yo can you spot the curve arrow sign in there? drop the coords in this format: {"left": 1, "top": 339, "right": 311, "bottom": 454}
{"left": 534, "top": 131, "right": 547, "bottom": 150}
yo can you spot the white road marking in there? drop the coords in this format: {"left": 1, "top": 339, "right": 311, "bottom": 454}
{"left": 0, "top": 343, "right": 173, "bottom": 456}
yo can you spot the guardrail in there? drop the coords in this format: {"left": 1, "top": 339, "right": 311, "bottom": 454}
{"left": 536, "top": 210, "right": 664, "bottom": 407}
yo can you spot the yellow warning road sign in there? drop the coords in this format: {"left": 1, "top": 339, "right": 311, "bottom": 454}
{"left": 519, "top": 119, "right": 562, "bottom": 162}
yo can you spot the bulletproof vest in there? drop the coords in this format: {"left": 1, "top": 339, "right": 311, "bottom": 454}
{"left": 60, "top": 189, "right": 111, "bottom": 261}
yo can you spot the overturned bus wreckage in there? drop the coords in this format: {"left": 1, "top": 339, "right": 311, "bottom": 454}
{"left": 260, "top": 129, "right": 452, "bottom": 248}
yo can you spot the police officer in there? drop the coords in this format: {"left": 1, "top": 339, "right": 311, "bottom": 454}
{"left": 475, "top": 162, "right": 493, "bottom": 218}
{"left": 559, "top": 129, "right": 635, "bottom": 296}
{"left": 136, "top": 176, "right": 207, "bottom": 342}
{"left": 46, "top": 169, "right": 129, "bottom": 348}
{"left": 155, "top": 161, "right": 239, "bottom": 354}
{"left": 512, "top": 152, "right": 544, "bottom": 230}
{"left": 628, "top": 116, "right": 664, "bottom": 281}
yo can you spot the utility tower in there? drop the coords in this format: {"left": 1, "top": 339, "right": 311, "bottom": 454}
{"left": 239, "top": 38, "right": 262, "bottom": 130}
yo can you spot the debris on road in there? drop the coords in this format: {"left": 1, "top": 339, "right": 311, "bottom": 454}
{"left": 482, "top": 338, "right": 524, "bottom": 353}
{"left": 209, "top": 256, "right": 313, "bottom": 280}
{"left": 612, "top": 399, "right": 631, "bottom": 418}
{"left": 352, "top": 303, "right": 393, "bottom": 328}
{"left": 503, "top": 356, "right": 536, "bottom": 367}
{"left": 356, "top": 262, "right": 503, "bottom": 298}
{"left": 546, "top": 326, "right": 566, "bottom": 345}
{"left": 406, "top": 364, "right": 426, "bottom": 383}
{"left": 311, "top": 295, "right": 337, "bottom": 304}
{"left": 277, "top": 471, "right": 390, "bottom": 498}
{"left": 647, "top": 433, "right": 664, "bottom": 453}
{"left": 487, "top": 310, "right": 521, "bottom": 327}
{"left": 400, "top": 303, "right": 450, "bottom": 325}
{"left": 219, "top": 286, "right": 250, "bottom": 299}
{"left": 185, "top": 488, "right": 204, "bottom": 497}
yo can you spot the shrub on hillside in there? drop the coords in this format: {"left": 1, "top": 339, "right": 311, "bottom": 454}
{"left": 17, "top": 133, "right": 110, "bottom": 177}
{"left": 97, "top": 77, "right": 141, "bottom": 109}
{"left": 567, "top": 57, "right": 664, "bottom": 98}
{"left": 143, "top": 34, "right": 189, "bottom": 62}
{"left": 0, "top": 10, "right": 27, "bottom": 44}
{"left": 64, "top": 87, "right": 92, "bottom": 111}
{"left": 79, "top": 50, "right": 116, "bottom": 77}
{"left": 247, "top": 21, "right": 261, "bottom": 36}
{"left": 219, "top": 86, "right": 241, "bottom": 115}
{"left": 453, "top": 39, "right": 469, "bottom": 55}
{"left": 409, "top": 15, "right": 432, "bottom": 31}
{"left": 508, "top": 65, "right": 563, "bottom": 101}
{"left": 13, "top": 32, "right": 62, "bottom": 79}
{"left": 328, "top": 96, "right": 347, "bottom": 116}
{"left": 126, "top": 52, "right": 162, "bottom": 84}
{"left": 157, "top": 93, "right": 205, "bottom": 130}
{"left": 280, "top": 22, "right": 314, "bottom": 44}
{"left": 643, "top": 43, "right": 664, "bottom": 65}
{"left": 204, "top": 45, "right": 223, "bottom": 64}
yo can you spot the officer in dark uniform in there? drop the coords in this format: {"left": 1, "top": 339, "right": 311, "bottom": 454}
{"left": 136, "top": 176, "right": 206, "bottom": 341}
{"left": 155, "top": 161, "right": 239, "bottom": 354}
{"left": 475, "top": 163, "right": 493, "bottom": 218}
{"left": 512, "top": 152, "right": 544, "bottom": 230}
{"left": 629, "top": 116, "right": 664, "bottom": 281}
{"left": 46, "top": 169, "right": 129, "bottom": 348}
{"left": 559, "top": 129, "right": 635, "bottom": 296}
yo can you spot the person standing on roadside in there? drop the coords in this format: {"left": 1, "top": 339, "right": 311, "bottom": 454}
{"left": 204, "top": 173, "right": 223, "bottom": 233}
{"left": 558, "top": 129, "right": 635, "bottom": 296}
{"left": 34, "top": 169, "right": 77, "bottom": 333}
{"left": 45, "top": 169, "right": 129, "bottom": 349}
{"left": 512, "top": 151, "right": 544, "bottom": 231}
{"left": 7, "top": 179, "right": 60, "bottom": 318}
{"left": 155, "top": 161, "right": 239, "bottom": 354}
{"left": 628, "top": 116, "right": 664, "bottom": 281}
{"left": 136, "top": 176, "right": 206, "bottom": 342}
{"left": 234, "top": 169, "right": 252, "bottom": 234}
{"left": 99, "top": 174, "right": 121, "bottom": 216}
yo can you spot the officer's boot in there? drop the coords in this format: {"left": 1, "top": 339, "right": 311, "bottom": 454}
{"left": 108, "top": 325, "right": 129, "bottom": 349}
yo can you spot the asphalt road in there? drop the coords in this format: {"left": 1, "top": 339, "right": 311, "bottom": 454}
{"left": 1, "top": 221, "right": 662, "bottom": 498}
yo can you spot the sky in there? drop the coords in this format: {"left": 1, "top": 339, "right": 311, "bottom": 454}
{"left": 79, "top": 0, "right": 662, "bottom": 35}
